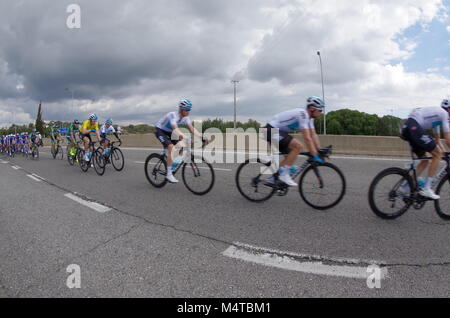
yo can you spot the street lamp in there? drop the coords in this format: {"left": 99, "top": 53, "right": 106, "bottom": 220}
{"left": 317, "top": 51, "right": 326, "bottom": 135}
{"left": 65, "top": 87, "right": 75, "bottom": 115}
{"left": 231, "top": 80, "right": 239, "bottom": 131}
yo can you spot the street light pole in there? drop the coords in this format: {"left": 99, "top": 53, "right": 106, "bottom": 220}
{"left": 231, "top": 80, "right": 239, "bottom": 131}
{"left": 317, "top": 51, "right": 326, "bottom": 135}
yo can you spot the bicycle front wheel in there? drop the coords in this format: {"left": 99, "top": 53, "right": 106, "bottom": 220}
{"left": 111, "top": 148, "right": 125, "bottom": 171}
{"left": 368, "top": 167, "right": 412, "bottom": 219}
{"left": 235, "top": 159, "right": 276, "bottom": 202}
{"left": 145, "top": 153, "right": 167, "bottom": 188}
{"left": 434, "top": 176, "right": 450, "bottom": 220}
{"left": 299, "top": 162, "right": 346, "bottom": 210}
{"left": 93, "top": 149, "right": 106, "bottom": 176}
{"left": 182, "top": 156, "right": 215, "bottom": 195}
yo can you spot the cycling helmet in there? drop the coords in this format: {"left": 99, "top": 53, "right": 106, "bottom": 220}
{"left": 441, "top": 99, "right": 450, "bottom": 110}
{"left": 105, "top": 118, "right": 113, "bottom": 125}
{"left": 73, "top": 119, "right": 80, "bottom": 125}
{"left": 306, "top": 96, "right": 325, "bottom": 109}
{"left": 89, "top": 113, "right": 98, "bottom": 121}
{"left": 179, "top": 99, "right": 193, "bottom": 111}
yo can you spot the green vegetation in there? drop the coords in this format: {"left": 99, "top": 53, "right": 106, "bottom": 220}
{"left": 0, "top": 110, "right": 405, "bottom": 137}
{"left": 315, "top": 109, "right": 403, "bottom": 136}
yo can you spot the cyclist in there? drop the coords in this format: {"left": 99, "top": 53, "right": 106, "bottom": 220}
{"left": 50, "top": 124, "right": 61, "bottom": 155}
{"left": 99, "top": 118, "right": 121, "bottom": 159}
{"left": 29, "top": 129, "right": 39, "bottom": 152}
{"left": 400, "top": 99, "right": 450, "bottom": 200}
{"left": 67, "top": 120, "right": 81, "bottom": 157}
{"left": 80, "top": 113, "right": 101, "bottom": 162}
{"left": 155, "top": 99, "right": 207, "bottom": 183}
{"left": 264, "top": 96, "right": 325, "bottom": 187}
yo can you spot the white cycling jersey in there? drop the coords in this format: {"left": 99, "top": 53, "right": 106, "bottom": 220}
{"left": 100, "top": 124, "right": 116, "bottom": 135}
{"left": 268, "top": 108, "right": 315, "bottom": 132}
{"left": 156, "top": 111, "right": 192, "bottom": 133}
{"left": 409, "top": 107, "right": 450, "bottom": 134}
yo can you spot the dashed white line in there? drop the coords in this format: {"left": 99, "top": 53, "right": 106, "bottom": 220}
{"left": 223, "top": 243, "right": 388, "bottom": 280}
{"left": 31, "top": 173, "right": 46, "bottom": 181}
{"left": 64, "top": 193, "right": 111, "bottom": 213}
{"left": 27, "top": 174, "right": 42, "bottom": 182}
{"left": 11, "top": 165, "right": 21, "bottom": 170}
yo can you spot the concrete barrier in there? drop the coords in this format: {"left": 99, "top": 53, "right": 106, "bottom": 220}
{"left": 42, "top": 133, "right": 416, "bottom": 157}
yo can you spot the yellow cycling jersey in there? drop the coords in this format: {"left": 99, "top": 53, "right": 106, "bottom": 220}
{"left": 81, "top": 120, "right": 99, "bottom": 133}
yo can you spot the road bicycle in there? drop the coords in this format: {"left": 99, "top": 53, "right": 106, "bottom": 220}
{"left": 51, "top": 140, "right": 64, "bottom": 160}
{"left": 29, "top": 142, "right": 39, "bottom": 160}
{"left": 67, "top": 140, "right": 83, "bottom": 166}
{"left": 368, "top": 150, "right": 450, "bottom": 220}
{"left": 235, "top": 145, "right": 346, "bottom": 210}
{"left": 78, "top": 141, "right": 106, "bottom": 176}
{"left": 97, "top": 141, "right": 125, "bottom": 171}
{"left": 144, "top": 139, "right": 215, "bottom": 195}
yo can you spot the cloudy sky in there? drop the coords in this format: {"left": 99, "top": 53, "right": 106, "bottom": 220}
{"left": 0, "top": 0, "right": 450, "bottom": 127}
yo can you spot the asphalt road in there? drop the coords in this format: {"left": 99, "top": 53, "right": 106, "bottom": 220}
{"left": 0, "top": 147, "right": 449, "bottom": 297}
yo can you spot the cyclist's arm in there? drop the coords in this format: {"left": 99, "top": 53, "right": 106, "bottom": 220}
{"left": 442, "top": 131, "right": 450, "bottom": 150}
{"left": 172, "top": 125, "right": 186, "bottom": 141}
{"left": 310, "top": 128, "right": 321, "bottom": 150}
{"left": 187, "top": 123, "right": 203, "bottom": 140}
{"left": 301, "top": 129, "right": 318, "bottom": 155}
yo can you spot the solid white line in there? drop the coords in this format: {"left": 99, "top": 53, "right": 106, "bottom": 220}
{"left": 64, "top": 193, "right": 111, "bottom": 213}
{"left": 223, "top": 243, "right": 387, "bottom": 280}
{"left": 27, "top": 175, "right": 42, "bottom": 182}
{"left": 123, "top": 147, "right": 410, "bottom": 162}
{"left": 133, "top": 161, "right": 232, "bottom": 171}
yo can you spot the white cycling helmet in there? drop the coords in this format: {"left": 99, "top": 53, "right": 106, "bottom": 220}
{"left": 306, "top": 96, "right": 325, "bottom": 109}
{"left": 441, "top": 99, "right": 450, "bottom": 110}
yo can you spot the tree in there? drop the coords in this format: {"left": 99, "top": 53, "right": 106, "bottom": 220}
{"left": 35, "top": 101, "right": 44, "bottom": 134}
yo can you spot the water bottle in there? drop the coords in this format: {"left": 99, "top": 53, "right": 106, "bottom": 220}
{"left": 172, "top": 156, "right": 183, "bottom": 170}
{"left": 417, "top": 177, "right": 425, "bottom": 189}
{"left": 289, "top": 166, "right": 299, "bottom": 177}
{"left": 104, "top": 148, "right": 111, "bottom": 158}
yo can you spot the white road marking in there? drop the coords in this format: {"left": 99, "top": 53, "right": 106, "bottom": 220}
{"left": 134, "top": 161, "right": 232, "bottom": 171}
{"left": 31, "top": 173, "right": 46, "bottom": 181}
{"left": 11, "top": 165, "right": 21, "bottom": 170}
{"left": 0, "top": 159, "right": 8, "bottom": 164}
{"left": 223, "top": 243, "right": 388, "bottom": 280}
{"left": 123, "top": 147, "right": 409, "bottom": 162}
{"left": 64, "top": 193, "right": 111, "bottom": 213}
{"left": 27, "top": 174, "right": 42, "bottom": 182}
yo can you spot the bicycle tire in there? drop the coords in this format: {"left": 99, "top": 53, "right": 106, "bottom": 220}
{"left": 93, "top": 149, "right": 106, "bottom": 176}
{"left": 434, "top": 175, "right": 450, "bottom": 220}
{"left": 368, "top": 167, "right": 413, "bottom": 219}
{"left": 111, "top": 148, "right": 125, "bottom": 171}
{"left": 79, "top": 149, "right": 90, "bottom": 172}
{"left": 144, "top": 153, "right": 167, "bottom": 188}
{"left": 235, "top": 159, "right": 276, "bottom": 202}
{"left": 298, "top": 162, "right": 346, "bottom": 210}
{"left": 181, "top": 156, "right": 215, "bottom": 195}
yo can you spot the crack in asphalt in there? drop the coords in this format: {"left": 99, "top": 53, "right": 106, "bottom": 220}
{"left": 15, "top": 223, "right": 143, "bottom": 297}
{"left": 3, "top": 157, "right": 450, "bottom": 286}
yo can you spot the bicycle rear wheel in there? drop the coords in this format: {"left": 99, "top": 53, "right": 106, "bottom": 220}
{"left": 368, "top": 167, "right": 412, "bottom": 219}
{"left": 111, "top": 148, "right": 125, "bottom": 171}
{"left": 145, "top": 153, "right": 167, "bottom": 188}
{"left": 182, "top": 156, "right": 215, "bottom": 195}
{"left": 434, "top": 176, "right": 450, "bottom": 220}
{"left": 235, "top": 159, "right": 277, "bottom": 202}
{"left": 299, "top": 163, "right": 346, "bottom": 210}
